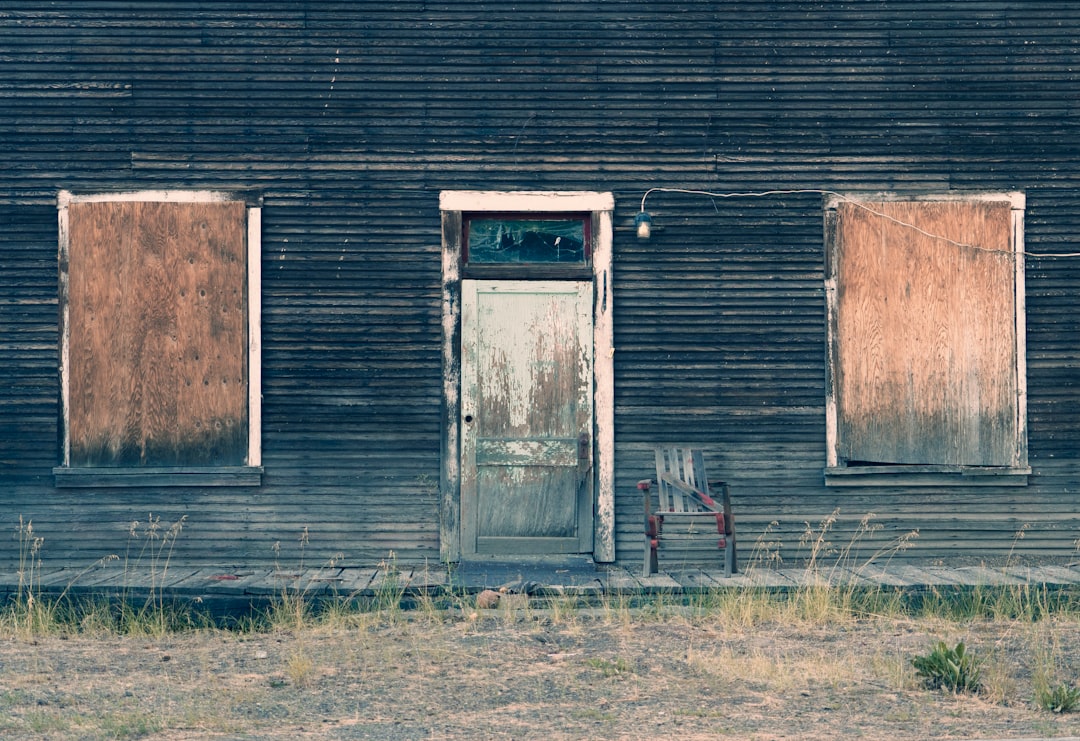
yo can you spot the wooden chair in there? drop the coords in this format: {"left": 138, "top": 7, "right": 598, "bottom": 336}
{"left": 640, "top": 448, "right": 736, "bottom": 577}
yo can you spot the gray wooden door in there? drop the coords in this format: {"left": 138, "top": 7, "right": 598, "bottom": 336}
{"left": 460, "top": 280, "right": 594, "bottom": 556}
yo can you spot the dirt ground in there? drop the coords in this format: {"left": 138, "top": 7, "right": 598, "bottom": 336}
{"left": 2, "top": 606, "right": 1080, "bottom": 740}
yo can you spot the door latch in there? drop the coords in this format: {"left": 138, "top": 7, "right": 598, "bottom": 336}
{"left": 577, "top": 432, "right": 592, "bottom": 488}
{"left": 578, "top": 432, "right": 591, "bottom": 461}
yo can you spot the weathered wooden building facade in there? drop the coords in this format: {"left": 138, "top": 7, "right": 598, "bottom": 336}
{"left": 2, "top": 1, "right": 1079, "bottom": 570}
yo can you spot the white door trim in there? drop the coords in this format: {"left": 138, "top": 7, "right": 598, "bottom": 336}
{"left": 439, "top": 191, "right": 615, "bottom": 562}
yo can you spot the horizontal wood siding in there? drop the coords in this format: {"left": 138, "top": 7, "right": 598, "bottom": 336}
{"left": 0, "top": 2, "right": 1078, "bottom": 569}
{"left": 0, "top": 207, "right": 58, "bottom": 487}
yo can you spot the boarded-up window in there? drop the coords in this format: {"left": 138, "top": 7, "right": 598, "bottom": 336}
{"left": 57, "top": 193, "right": 261, "bottom": 482}
{"left": 825, "top": 195, "right": 1027, "bottom": 484}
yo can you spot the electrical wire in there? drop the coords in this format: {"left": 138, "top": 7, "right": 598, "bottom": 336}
{"left": 639, "top": 187, "right": 1080, "bottom": 259}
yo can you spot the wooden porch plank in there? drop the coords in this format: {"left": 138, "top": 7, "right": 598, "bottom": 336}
{"left": 886, "top": 565, "right": 965, "bottom": 587}
{"left": 335, "top": 568, "right": 380, "bottom": 595}
{"left": 950, "top": 566, "right": 1028, "bottom": 586}
{"left": 684, "top": 569, "right": 726, "bottom": 588}
{"left": 847, "top": 563, "right": 920, "bottom": 587}
{"left": 1045, "top": 565, "right": 1080, "bottom": 584}
{"left": 1005, "top": 565, "right": 1080, "bottom": 585}
{"left": 777, "top": 567, "right": 845, "bottom": 588}
{"left": 697, "top": 570, "right": 759, "bottom": 588}
{"left": 45, "top": 565, "right": 121, "bottom": 589}
{"left": 76, "top": 567, "right": 203, "bottom": 591}
{"left": 4, "top": 567, "right": 71, "bottom": 591}
{"left": 672, "top": 569, "right": 718, "bottom": 592}
{"left": 176, "top": 568, "right": 262, "bottom": 596}
{"left": 239, "top": 572, "right": 289, "bottom": 597}
{"left": 365, "top": 567, "right": 413, "bottom": 597}
{"left": 544, "top": 578, "right": 605, "bottom": 598}
{"left": 406, "top": 566, "right": 450, "bottom": 590}
{"left": 826, "top": 565, "right": 880, "bottom": 586}
{"left": 738, "top": 567, "right": 799, "bottom": 588}
{"left": 33, "top": 566, "right": 112, "bottom": 590}
{"left": 601, "top": 567, "right": 647, "bottom": 594}
{"left": 542, "top": 563, "right": 606, "bottom": 596}
{"left": 637, "top": 571, "right": 683, "bottom": 591}
{"left": 703, "top": 567, "right": 752, "bottom": 587}
{"left": 1044, "top": 565, "right": 1080, "bottom": 584}
{"left": 10, "top": 567, "right": 59, "bottom": 589}
{"left": 243, "top": 568, "right": 343, "bottom": 597}
{"left": 841, "top": 563, "right": 909, "bottom": 587}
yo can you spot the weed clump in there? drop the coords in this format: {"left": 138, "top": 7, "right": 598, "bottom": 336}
{"left": 912, "top": 640, "right": 983, "bottom": 694}
{"left": 585, "top": 656, "right": 634, "bottom": 678}
{"left": 1036, "top": 682, "right": 1080, "bottom": 713}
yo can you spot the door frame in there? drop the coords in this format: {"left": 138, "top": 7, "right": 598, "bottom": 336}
{"left": 439, "top": 191, "right": 615, "bottom": 562}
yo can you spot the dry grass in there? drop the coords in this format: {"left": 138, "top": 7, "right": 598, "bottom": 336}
{"left": 0, "top": 590, "right": 1078, "bottom": 740}
{"left": 3, "top": 517, "right": 1080, "bottom": 738}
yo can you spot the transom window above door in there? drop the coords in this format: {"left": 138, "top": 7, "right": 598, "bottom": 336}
{"left": 461, "top": 211, "right": 592, "bottom": 279}
{"left": 464, "top": 213, "right": 590, "bottom": 267}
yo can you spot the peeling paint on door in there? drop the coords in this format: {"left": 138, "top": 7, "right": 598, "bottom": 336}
{"left": 461, "top": 280, "right": 593, "bottom": 556}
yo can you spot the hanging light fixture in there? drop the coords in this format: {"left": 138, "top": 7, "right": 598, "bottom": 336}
{"left": 635, "top": 188, "right": 659, "bottom": 239}
{"left": 634, "top": 210, "right": 652, "bottom": 239}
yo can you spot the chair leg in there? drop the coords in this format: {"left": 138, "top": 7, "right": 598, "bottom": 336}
{"left": 641, "top": 479, "right": 656, "bottom": 577}
{"left": 644, "top": 518, "right": 660, "bottom": 577}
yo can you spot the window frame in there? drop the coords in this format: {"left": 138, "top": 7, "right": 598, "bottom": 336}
{"left": 823, "top": 191, "right": 1029, "bottom": 487}
{"left": 461, "top": 211, "right": 594, "bottom": 280}
{"left": 54, "top": 190, "right": 262, "bottom": 487}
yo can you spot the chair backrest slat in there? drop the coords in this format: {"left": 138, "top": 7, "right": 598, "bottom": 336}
{"left": 655, "top": 447, "right": 715, "bottom": 513}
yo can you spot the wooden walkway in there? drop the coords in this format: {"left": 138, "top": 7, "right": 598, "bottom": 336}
{"left": 3, "top": 559, "right": 1079, "bottom": 615}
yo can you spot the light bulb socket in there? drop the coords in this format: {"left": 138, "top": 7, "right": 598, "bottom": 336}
{"left": 634, "top": 211, "right": 652, "bottom": 239}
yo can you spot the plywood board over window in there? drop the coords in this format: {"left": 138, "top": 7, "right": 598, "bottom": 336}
{"left": 824, "top": 193, "right": 1028, "bottom": 486}
{"left": 55, "top": 191, "right": 262, "bottom": 487}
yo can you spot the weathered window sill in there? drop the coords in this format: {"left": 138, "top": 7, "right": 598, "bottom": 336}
{"left": 53, "top": 466, "right": 263, "bottom": 488}
{"left": 825, "top": 465, "right": 1030, "bottom": 487}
